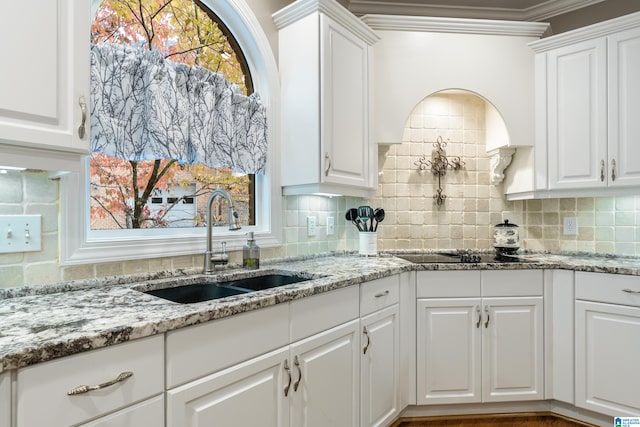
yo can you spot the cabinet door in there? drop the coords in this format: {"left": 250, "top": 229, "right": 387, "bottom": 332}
{"left": 290, "top": 319, "right": 360, "bottom": 427}
{"left": 0, "top": 0, "right": 90, "bottom": 153}
{"left": 0, "top": 372, "right": 9, "bottom": 427}
{"left": 608, "top": 26, "right": 640, "bottom": 187}
{"left": 167, "top": 346, "right": 289, "bottom": 427}
{"left": 321, "top": 14, "right": 371, "bottom": 188}
{"left": 416, "top": 298, "right": 481, "bottom": 404}
{"left": 482, "top": 297, "right": 544, "bottom": 402}
{"left": 576, "top": 301, "right": 640, "bottom": 416}
{"left": 361, "top": 305, "right": 400, "bottom": 427}
{"left": 547, "top": 38, "right": 607, "bottom": 189}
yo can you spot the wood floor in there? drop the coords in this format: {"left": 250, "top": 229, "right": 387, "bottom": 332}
{"left": 391, "top": 413, "right": 598, "bottom": 427}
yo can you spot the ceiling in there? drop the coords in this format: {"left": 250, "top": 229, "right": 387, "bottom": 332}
{"left": 346, "top": 0, "right": 606, "bottom": 21}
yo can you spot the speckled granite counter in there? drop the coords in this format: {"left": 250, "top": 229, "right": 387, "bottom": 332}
{"left": 1, "top": 252, "right": 639, "bottom": 373}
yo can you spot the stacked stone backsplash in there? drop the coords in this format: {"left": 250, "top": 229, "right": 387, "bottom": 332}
{"left": 1, "top": 94, "right": 640, "bottom": 288}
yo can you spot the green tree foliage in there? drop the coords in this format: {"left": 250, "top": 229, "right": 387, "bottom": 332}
{"left": 90, "top": 0, "right": 253, "bottom": 230}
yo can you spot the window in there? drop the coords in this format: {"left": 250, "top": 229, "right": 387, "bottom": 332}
{"left": 60, "top": 0, "right": 281, "bottom": 265}
{"left": 90, "top": 0, "right": 255, "bottom": 231}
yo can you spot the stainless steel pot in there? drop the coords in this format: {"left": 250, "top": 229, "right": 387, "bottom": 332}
{"left": 494, "top": 219, "right": 519, "bottom": 254}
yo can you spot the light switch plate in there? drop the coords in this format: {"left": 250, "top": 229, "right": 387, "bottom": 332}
{"left": 0, "top": 215, "right": 42, "bottom": 253}
{"left": 307, "top": 216, "right": 317, "bottom": 237}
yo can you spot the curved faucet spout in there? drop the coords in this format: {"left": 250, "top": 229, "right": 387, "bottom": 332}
{"left": 204, "top": 188, "right": 241, "bottom": 273}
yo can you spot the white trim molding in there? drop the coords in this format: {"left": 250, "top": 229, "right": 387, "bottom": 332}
{"left": 361, "top": 14, "right": 549, "bottom": 36}
{"left": 350, "top": 0, "right": 605, "bottom": 22}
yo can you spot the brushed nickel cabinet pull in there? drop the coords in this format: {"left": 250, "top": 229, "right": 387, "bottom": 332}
{"left": 363, "top": 325, "right": 371, "bottom": 354}
{"left": 67, "top": 371, "right": 133, "bottom": 396}
{"left": 484, "top": 305, "right": 490, "bottom": 328}
{"left": 476, "top": 305, "right": 481, "bottom": 329}
{"left": 324, "top": 152, "right": 331, "bottom": 176}
{"left": 622, "top": 288, "right": 640, "bottom": 294}
{"left": 600, "top": 160, "right": 605, "bottom": 182}
{"left": 78, "top": 95, "right": 87, "bottom": 139}
{"left": 374, "top": 290, "right": 390, "bottom": 298}
{"left": 283, "top": 359, "right": 292, "bottom": 397}
{"left": 611, "top": 159, "right": 616, "bottom": 181}
{"left": 293, "top": 356, "right": 302, "bottom": 392}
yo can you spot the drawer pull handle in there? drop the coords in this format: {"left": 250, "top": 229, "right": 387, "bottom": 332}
{"left": 283, "top": 359, "right": 292, "bottom": 397}
{"left": 600, "top": 160, "right": 605, "bottom": 182}
{"left": 611, "top": 159, "right": 616, "bottom": 182}
{"left": 78, "top": 95, "right": 87, "bottom": 139}
{"left": 325, "top": 152, "right": 331, "bottom": 176}
{"left": 363, "top": 325, "right": 371, "bottom": 354}
{"left": 476, "top": 305, "right": 481, "bottom": 329}
{"left": 374, "top": 290, "right": 390, "bottom": 298}
{"left": 622, "top": 288, "right": 640, "bottom": 294}
{"left": 293, "top": 356, "right": 302, "bottom": 392}
{"left": 67, "top": 371, "right": 133, "bottom": 396}
{"left": 484, "top": 305, "right": 490, "bottom": 328}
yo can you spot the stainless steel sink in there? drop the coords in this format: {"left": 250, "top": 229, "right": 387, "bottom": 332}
{"left": 142, "top": 273, "right": 312, "bottom": 304}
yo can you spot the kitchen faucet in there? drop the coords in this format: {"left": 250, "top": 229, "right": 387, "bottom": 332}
{"left": 204, "top": 188, "right": 242, "bottom": 273}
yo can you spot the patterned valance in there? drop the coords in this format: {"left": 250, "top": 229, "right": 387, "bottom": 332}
{"left": 90, "top": 43, "right": 268, "bottom": 174}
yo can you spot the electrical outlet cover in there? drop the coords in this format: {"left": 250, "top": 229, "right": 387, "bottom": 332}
{"left": 563, "top": 217, "right": 578, "bottom": 236}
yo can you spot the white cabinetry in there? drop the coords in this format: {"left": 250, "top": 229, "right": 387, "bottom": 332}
{"left": 360, "top": 276, "right": 400, "bottom": 427}
{"left": 290, "top": 320, "right": 360, "bottom": 427}
{"left": 167, "top": 285, "right": 361, "bottom": 427}
{"left": 1, "top": 372, "right": 9, "bottom": 427}
{"left": 274, "top": 0, "right": 379, "bottom": 197}
{"left": 416, "top": 270, "right": 544, "bottom": 405}
{"left": 530, "top": 12, "right": 640, "bottom": 196}
{"left": 575, "top": 272, "right": 640, "bottom": 417}
{"left": 0, "top": 0, "right": 90, "bottom": 171}
{"left": 16, "top": 335, "right": 164, "bottom": 427}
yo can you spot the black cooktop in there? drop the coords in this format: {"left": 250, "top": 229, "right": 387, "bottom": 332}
{"left": 395, "top": 253, "right": 533, "bottom": 264}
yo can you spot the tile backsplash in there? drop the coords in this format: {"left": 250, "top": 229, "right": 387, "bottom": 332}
{"left": 1, "top": 92, "right": 639, "bottom": 288}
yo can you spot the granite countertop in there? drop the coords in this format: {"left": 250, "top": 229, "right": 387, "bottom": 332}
{"left": 1, "top": 251, "right": 639, "bottom": 373}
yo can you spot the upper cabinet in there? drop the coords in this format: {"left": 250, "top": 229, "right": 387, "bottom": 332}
{"left": 274, "top": 0, "right": 380, "bottom": 197}
{"left": 525, "top": 12, "right": 640, "bottom": 198}
{"left": 0, "top": 0, "right": 90, "bottom": 171}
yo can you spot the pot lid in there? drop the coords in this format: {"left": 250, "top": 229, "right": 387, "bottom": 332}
{"left": 495, "top": 219, "right": 518, "bottom": 228}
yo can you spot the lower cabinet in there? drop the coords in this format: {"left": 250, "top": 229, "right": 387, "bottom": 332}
{"left": 1, "top": 372, "right": 10, "bottom": 427}
{"left": 15, "top": 335, "right": 164, "bottom": 427}
{"left": 575, "top": 272, "right": 640, "bottom": 416}
{"left": 416, "top": 270, "right": 544, "bottom": 405}
{"left": 167, "top": 319, "right": 360, "bottom": 427}
{"left": 360, "top": 304, "right": 400, "bottom": 427}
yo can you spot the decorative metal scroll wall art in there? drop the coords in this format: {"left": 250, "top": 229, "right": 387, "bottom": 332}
{"left": 414, "top": 136, "right": 465, "bottom": 205}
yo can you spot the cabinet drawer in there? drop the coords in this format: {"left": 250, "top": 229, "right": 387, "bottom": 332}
{"left": 360, "top": 275, "right": 399, "bottom": 316}
{"left": 80, "top": 394, "right": 164, "bottom": 427}
{"left": 481, "top": 270, "right": 543, "bottom": 297}
{"left": 16, "top": 335, "right": 164, "bottom": 427}
{"left": 417, "top": 271, "right": 480, "bottom": 298}
{"left": 166, "top": 303, "right": 289, "bottom": 388}
{"left": 576, "top": 272, "right": 640, "bottom": 307}
{"left": 290, "top": 286, "right": 359, "bottom": 342}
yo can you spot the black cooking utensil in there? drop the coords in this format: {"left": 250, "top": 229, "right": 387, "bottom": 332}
{"left": 373, "top": 208, "right": 385, "bottom": 232}
{"left": 345, "top": 208, "right": 363, "bottom": 231}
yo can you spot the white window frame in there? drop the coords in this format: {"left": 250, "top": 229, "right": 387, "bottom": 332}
{"left": 60, "top": 0, "right": 281, "bottom": 265}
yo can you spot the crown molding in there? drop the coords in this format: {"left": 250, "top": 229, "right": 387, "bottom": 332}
{"left": 530, "top": 10, "right": 640, "bottom": 51}
{"left": 273, "top": 0, "right": 380, "bottom": 45}
{"left": 361, "top": 14, "right": 549, "bottom": 37}
{"left": 349, "top": 0, "right": 605, "bottom": 22}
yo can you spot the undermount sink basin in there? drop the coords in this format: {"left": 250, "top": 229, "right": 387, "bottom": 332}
{"left": 142, "top": 273, "right": 311, "bottom": 304}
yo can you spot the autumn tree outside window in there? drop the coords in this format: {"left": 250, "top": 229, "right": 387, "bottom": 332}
{"left": 90, "top": 0, "right": 257, "bottom": 230}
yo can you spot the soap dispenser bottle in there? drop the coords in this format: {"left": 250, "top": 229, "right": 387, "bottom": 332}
{"left": 243, "top": 232, "right": 260, "bottom": 269}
